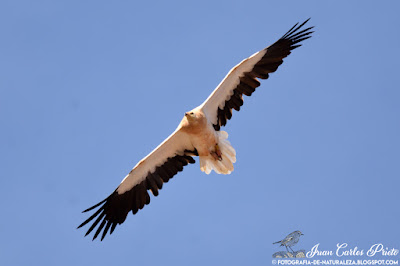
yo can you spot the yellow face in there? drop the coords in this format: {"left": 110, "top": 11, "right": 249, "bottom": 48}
{"left": 179, "top": 110, "right": 206, "bottom": 133}
{"left": 184, "top": 112, "right": 196, "bottom": 121}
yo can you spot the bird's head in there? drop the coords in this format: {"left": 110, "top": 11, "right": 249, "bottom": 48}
{"left": 180, "top": 109, "right": 206, "bottom": 131}
{"left": 295, "top": 230, "right": 304, "bottom": 236}
{"left": 184, "top": 111, "right": 197, "bottom": 122}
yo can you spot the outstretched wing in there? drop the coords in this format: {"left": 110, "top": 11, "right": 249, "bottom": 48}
{"left": 200, "top": 19, "right": 314, "bottom": 130}
{"left": 78, "top": 128, "right": 197, "bottom": 241}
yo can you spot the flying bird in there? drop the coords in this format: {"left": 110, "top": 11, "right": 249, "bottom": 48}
{"left": 78, "top": 19, "right": 314, "bottom": 241}
{"left": 273, "top": 230, "right": 304, "bottom": 252}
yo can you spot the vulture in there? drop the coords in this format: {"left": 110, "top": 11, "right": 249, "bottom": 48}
{"left": 78, "top": 19, "right": 314, "bottom": 240}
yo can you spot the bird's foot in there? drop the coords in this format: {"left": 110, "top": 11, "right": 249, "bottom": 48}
{"left": 211, "top": 144, "right": 222, "bottom": 161}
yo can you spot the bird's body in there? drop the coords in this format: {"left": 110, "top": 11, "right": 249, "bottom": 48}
{"left": 180, "top": 108, "right": 236, "bottom": 174}
{"left": 78, "top": 19, "right": 314, "bottom": 241}
{"left": 180, "top": 108, "right": 218, "bottom": 157}
{"left": 273, "top": 231, "right": 304, "bottom": 252}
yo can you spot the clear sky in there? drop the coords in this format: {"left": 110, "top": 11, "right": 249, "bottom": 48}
{"left": 1, "top": 1, "right": 399, "bottom": 265}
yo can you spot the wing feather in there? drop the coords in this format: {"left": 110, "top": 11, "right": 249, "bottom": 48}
{"left": 78, "top": 128, "right": 197, "bottom": 240}
{"left": 200, "top": 19, "right": 314, "bottom": 130}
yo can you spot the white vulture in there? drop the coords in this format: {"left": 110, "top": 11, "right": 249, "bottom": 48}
{"left": 78, "top": 19, "right": 314, "bottom": 240}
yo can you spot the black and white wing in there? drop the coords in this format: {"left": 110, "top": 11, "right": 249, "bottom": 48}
{"left": 78, "top": 128, "right": 197, "bottom": 241}
{"left": 200, "top": 19, "right": 314, "bottom": 130}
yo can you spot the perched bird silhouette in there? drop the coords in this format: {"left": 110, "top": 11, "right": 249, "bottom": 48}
{"left": 273, "top": 231, "right": 304, "bottom": 252}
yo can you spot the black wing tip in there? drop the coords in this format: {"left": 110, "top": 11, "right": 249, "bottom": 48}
{"left": 78, "top": 153, "right": 197, "bottom": 241}
{"left": 81, "top": 214, "right": 112, "bottom": 241}
{"left": 281, "top": 18, "right": 314, "bottom": 41}
{"left": 82, "top": 197, "right": 108, "bottom": 213}
{"left": 77, "top": 194, "right": 113, "bottom": 240}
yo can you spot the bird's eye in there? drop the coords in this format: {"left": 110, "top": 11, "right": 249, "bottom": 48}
{"left": 190, "top": 112, "right": 194, "bottom": 115}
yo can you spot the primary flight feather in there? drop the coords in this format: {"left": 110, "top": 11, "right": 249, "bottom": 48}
{"left": 78, "top": 19, "right": 314, "bottom": 241}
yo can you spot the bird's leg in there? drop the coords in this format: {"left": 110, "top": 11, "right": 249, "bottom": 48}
{"left": 285, "top": 245, "right": 289, "bottom": 252}
{"left": 289, "top": 246, "right": 295, "bottom": 253}
{"left": 215, "top": 143, "right": 222, "bottom": 158}
{"left": 210, "top": 143, "right": 222, "bottom": 161}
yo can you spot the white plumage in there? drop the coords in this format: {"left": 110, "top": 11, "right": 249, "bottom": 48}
{"left": 199, "top": 130, "right": 236, "bottom": 174}
{"left": 117, "top": 129, "right": 194, "bottom": 194}
{"left": 78, "top": 19, "right": 314, "bottom": 241}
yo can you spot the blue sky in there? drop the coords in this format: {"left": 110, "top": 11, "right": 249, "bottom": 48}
{"left": 1, "top": 1, "right": 399, "bottom": 265}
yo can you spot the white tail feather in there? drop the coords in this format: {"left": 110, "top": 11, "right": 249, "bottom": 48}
{"left": 199, "top": 131, "right": 236, "bottom": 175}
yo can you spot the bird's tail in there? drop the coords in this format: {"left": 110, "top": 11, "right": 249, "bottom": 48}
{"left": 199, "top": 131, "right": 236, "bottom": 174}
{"left": 273, "top": 241, "right": 281, "bottom": 245}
